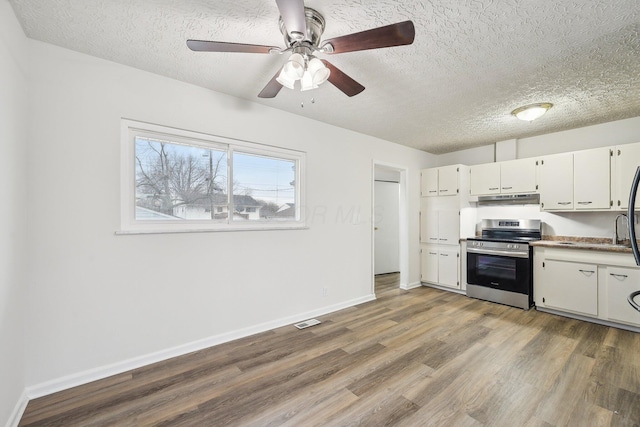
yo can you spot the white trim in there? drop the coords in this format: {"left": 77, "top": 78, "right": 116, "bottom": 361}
{"left": 422, "top": 282, "right": 467, "bottom": 295}
{"left": 535, "top": 306, "right": 640, "bottom": 333}
{"left": 371, "top": 161, "right": 410, "bottom": 294}
{"left": 114, "top": 226, "right": 309, "bottom": 235}
{"left": 6, "top": 389, "right": 28, "bottom": 427}
{"left": 401, "top": 281, "right": 422, "bottom": 290}
{"left": 24, "top": 294, "right": 375, "bottom": 400}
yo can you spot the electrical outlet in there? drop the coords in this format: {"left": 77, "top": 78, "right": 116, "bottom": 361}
{"left": 322, "top": 287, "right": 328, "bottom": 297}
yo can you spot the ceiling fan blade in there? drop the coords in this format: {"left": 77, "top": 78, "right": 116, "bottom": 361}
{"left": 321, "top": 60, "right": 365, "bottom": 97}
{"left": 276, "top": 0, "right": 307, "bottom": 40}
{"left": 258, "top": 71, "right": 284, "bottom": 98}
{"left": 322, "top": 21, "right": 415, "bottom": 54}
{"left": 187, "top": 40, "right": 279, "bottom": 54}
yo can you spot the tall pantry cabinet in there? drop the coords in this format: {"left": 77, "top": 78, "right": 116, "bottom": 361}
{"left": 420, "top": 164, "right": 474, "bottom": 293}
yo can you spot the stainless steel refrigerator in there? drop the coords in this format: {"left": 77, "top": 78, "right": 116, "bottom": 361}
{"left": 627, "top": 166, "right": 640, "bottom": 312}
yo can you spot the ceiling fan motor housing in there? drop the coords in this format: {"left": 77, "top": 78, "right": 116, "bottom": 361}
{"left": 279, "top": 7, "right": 325, "bottom": 47}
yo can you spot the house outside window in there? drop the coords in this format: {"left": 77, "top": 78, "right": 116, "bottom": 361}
{"left": 121, "top": 120, "right": 305, "bottom": 233}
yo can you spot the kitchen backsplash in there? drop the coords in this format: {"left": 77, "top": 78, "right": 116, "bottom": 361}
{"left": 471, "top": 205, "right": 631, "bottom": 239}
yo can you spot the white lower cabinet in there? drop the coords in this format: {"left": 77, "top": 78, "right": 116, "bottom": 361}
{"left": 421, "top": 246, "right": 460, "bottom": 290}
{"left": 605, "top": 267, "right": 640, "bottom": 326}
{"left": 537, "top": 260, "right": 598, "bottom": 316}
{"left": 421, "top": 248, "right": 439, "bottom": 284}
{"left": 534, "top": 247, "right": 640, "bottom": 329}
{"left": 438, "top": 248, "right": 459, "bottom": 288}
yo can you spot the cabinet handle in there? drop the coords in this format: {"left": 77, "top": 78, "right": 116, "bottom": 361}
{"left": 440, "top": 189, "right": 448, "bottom": 192}
{"left": 609, "top": 273, "right": 628, "bottom": 279}
{"left": 429, "top": 252, "right": 437, "bottom": 255}
{"left": 489, "top": 187, "right": 499, "bottom": 190}
{"left": 429, "top": 238, "right": 438, "bottom": 241}
{"left": 579, "top": 269, "right": 595, "bottom": 274}
{"left": 440, "top": 254, "right": 449, "bottom": 257}
{"left": 577, "top": 201, "right": 592, "bottom": 205}
{"left": 428, "top": 190, "right": 437, "bottom": 193}
{"left": 439, "top": 238, "right": 447, "bottom": 241}
{"left": 502, "top": 186, "right": 512, "bottom": 190}
{"left": 558, "top": 202, "right": 572, "bottom": 205}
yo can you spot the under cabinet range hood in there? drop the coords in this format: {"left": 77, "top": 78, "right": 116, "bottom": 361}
{"left": 477, "top": 193, "right": 540, "bottom": 205}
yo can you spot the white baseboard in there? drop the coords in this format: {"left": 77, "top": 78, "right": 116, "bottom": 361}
{"left": 25, "top": 294, "right": 376, "bottom": 401}
{"left": 400, "top": 281, "right": 422, "bottom": 290}
{"left": 6, "top": 389, "right": 28, "bottom": 427}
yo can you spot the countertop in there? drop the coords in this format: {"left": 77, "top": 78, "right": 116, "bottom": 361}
{"left": 530, "top": 237, "right": 635, "bottom": 253}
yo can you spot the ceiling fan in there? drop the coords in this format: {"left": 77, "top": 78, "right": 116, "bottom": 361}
{"left": 187, "top": 0, "right": 415, "bottom": 98}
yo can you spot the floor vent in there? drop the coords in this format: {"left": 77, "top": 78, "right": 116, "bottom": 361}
{"left": 294, "top": 319, "right": 321, "bottom": 329}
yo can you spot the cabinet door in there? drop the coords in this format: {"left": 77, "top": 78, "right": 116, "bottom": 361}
{"left": 421, "top": 248, "right": 439, "bottom": 283}
{"left": 422, "top": 168, "right": 438, "bottom": 197}
{"left": 438, "top": 165, "right": 459, "bottom": 196}
{"left": 438, "top": 209, "right": 459, "bottom": 244}
{"left": 470, "top": 163, "right": 500, "bottom": 195}
{"left": 615, "top": 142, "right": 640, "bottom": 209}
{"left": 421, "top": 209, "right": 439, "bottom": 244}
{"left": 540, "top": 260, "right": 598, "bottom": 316}
{"left": 438, "top": 248, "right": 459, "bottom": 288}
{"left": 574, "top": 147, "right": 611, "bottom": 210}
{"left": 539, "top": 153, "right": 574, "bottom": 210}
{"left": 606, "top": 267, "right": 640, "bottom": 326}
{"left": 500, "top": 158, "right": 537, "bottom": 194}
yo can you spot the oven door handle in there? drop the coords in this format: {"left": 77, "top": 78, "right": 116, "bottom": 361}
{"left": 466, "top": 247, "right": 529, "bottom": 259}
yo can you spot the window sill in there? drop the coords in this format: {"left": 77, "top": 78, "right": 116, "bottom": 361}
{"left": 115, "top": 225, "right": 309, "bottom": 235}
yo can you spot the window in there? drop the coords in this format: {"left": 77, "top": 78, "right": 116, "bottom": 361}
{"left": 121, "top": 120, "right": 305, "bottom": 233}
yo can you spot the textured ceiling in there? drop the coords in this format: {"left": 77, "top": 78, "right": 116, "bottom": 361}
{"left": 9, "top": 0, "right": 640, "bottom": 153}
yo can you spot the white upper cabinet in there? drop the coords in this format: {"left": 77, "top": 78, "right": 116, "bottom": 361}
{"left": 422, "top": 165, "right": 459, "bottom": 197}
{"left": 469, "top": 163, "right": 500, "bottom": 195}
{"left": 421, "top": 168, "right": 438, "bottom": 197}
{"left": 574, "top": 147, "right": 612, "bottom": 210}
{"left": 500, "top": 158, "right": 537, "bottom": 194}
{"left": 420, "top": 207, "right": 459, "bottom": 245}
{"left": 539, "top": 152, "right": 574, "bottom": 210}
{"left": 614, "top": 142, "right": 640, "bottom": 210}
{"left": 437, "top": 209, "right": 460, "bottom": 244}
{"left": 420, "top": 202, "right": 439, "bottom": 244}
{"left": 438, "top": 165, "right": 459, "bottom": 196}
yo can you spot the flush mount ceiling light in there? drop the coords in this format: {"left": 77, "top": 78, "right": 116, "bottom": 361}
{"left": 511, "top": 103, "right": 553, "bottom": 121}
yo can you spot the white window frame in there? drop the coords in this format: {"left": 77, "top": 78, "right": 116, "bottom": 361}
{"left": 119, "top": 119, "right": 306, "bottom": 234}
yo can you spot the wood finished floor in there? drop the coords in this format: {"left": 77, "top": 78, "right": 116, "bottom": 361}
{"left": 20, "top": 274, "right": 640, "bottom": 426}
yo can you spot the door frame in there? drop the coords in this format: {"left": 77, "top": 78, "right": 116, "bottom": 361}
{"left": 371, "top": 161, "right": 409, "bottom": 294}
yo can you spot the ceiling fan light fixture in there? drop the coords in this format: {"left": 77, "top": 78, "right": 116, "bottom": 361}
{"left": 276, "top": 67, "right": 297, "bottom": 89}
{"left": 300, "top": 69, "right": 317, "bottom": 91}
{"left": 282, "top": 53, "right": 305, "bottom": 78}
{"left": 511, "top": 103, "right": 553, "bottom": 121}
{"left": 307, "top": 57, "right": 330, "bottom": 85}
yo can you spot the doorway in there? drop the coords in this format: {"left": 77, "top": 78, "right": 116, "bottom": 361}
{"left": 372, "top": 162, "right": 408, "bottom": 295}
{"left": 374, "top": 180, "right": 400, "bottom": 275}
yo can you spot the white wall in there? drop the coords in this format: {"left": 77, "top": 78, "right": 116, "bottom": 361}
{"left": 23, "top": 40, "right": 433, "bottom": 391}
{"left": 435, "top": 144, "right": 494, "bottom": 166}
{"left": 518, "top": 116, "right": 640, "bottom": 158}
{"left": 0, "top": 2, "right": 29, "bottom": 425}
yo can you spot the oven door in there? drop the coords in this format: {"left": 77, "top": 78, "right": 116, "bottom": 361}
{"left": 466, "top": 249, "right": 531, "bottom": 295}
